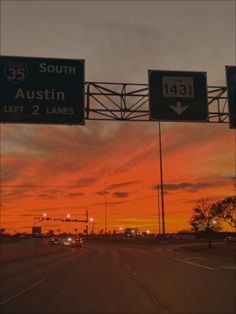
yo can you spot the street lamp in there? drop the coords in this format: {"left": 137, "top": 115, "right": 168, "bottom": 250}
{"left": 34, "top": 213, "right": 47, "bottom": 226}
{"left": 90, "top": 218, "right": 94, "bottom": 235}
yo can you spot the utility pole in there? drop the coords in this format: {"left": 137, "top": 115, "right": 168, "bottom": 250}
{"left": 157, "top": 184, "right": 161, "bottom": 235}
{"left": 158, "top": 122, "right": 166, "bottom": 240}
{"left": 33, "top": 215, "right": 38, "bottom": 255}
{"left": 105, "top": 181, "right": 107, "bottom": 233}
{"left": 86, "top": 208, "right": 88, "bottom": 239}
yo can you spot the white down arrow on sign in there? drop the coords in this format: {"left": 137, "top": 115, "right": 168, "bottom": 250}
{"left": 170, "top": 101, "right": 189, "bottom": 115}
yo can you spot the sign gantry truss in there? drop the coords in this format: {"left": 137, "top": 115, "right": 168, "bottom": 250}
{"left": 85, "top": 82, "right": 228, "bottom": 123}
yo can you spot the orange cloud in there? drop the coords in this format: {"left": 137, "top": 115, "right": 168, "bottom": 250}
{"left": 1, "top": 122, "right": 235, "bottom": 234}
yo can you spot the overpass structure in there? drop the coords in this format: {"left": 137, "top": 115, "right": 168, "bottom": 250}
{"left": 85, "top": 82, "right": 229, "bottom": 124}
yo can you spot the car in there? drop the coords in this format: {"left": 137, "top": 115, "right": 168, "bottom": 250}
{"left": 48, "top": 237, "right": 62, "bottom": 245}
{"left": 62, "top": 236, "right": 83, "bottom": 248}
{"left": 224, "top": 236, "right": 236, "bottom": 243}
{"left": 62, "top": 236, "right": 73, "bottom": 246}
{"left": 72, "top": 236, "right": 83, "bottom": 248}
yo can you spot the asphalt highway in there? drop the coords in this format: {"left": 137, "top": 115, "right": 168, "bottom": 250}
{"left": 1, "top": 240, "right": 235, "bottom": 314}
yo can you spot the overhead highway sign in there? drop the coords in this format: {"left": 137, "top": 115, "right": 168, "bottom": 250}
{"left": 1, "top": 56, "right": 85, "bottom": 125}
{"left": 148, "top": 70, "right": 208, "bottom": 122}
{"left": 225, "top": 66, "right": 236, "bottom": 129}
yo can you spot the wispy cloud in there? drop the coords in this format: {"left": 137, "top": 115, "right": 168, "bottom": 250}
{"left": 152, "top": 181, "right": 215, "bottom": 193}
{"left": 108, "top": 180, "right": 141, "bottom": 190}
{"left": 74, "top": 177, "right": 99, "bottom": 188}
{"left": 113, "top": 192, "right": 129, "bottom": 198}
{"left": 95, "top": 190, "right": 109, "bottom": 196}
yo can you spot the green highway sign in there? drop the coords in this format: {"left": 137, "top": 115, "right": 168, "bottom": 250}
{"left": 1, "top": 56, "right": 85, "bottom": 125}
{"left": 148, "top": 70, "right": 208, "bottom": 122}
{"left": 32, "top": 226, "right": 42, "bottom": 235}
{"left": 225, "top": 66, "right": 236, "bottom": 129}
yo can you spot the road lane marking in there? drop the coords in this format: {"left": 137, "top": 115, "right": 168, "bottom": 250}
{"left": 180, "top": 259, "right": 215, "bottom": 270}
{"left": 185, "top": 257, "right": 203, "bottom": 260}
{"left": 0, "top": 278, "right": 46, "bottom": 307}
{"left": 152, "top": 251, "right": 216, "bottom": 271}
{"left": 220, "top": 265, "right": 236, "bottom": 270}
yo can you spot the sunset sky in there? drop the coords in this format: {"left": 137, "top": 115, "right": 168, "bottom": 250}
{"left": 1, "top": 1, "right": 235, "bottom": 234}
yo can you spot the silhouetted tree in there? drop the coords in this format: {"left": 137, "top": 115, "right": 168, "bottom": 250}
{"left": 190, "top": 199, "right": 221, "bottom": 248}
{"left": 216, "top": 196, "right": 236, "bottom": 229}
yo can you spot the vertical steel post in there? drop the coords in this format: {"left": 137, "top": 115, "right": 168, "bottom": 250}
{"left": 92, "top": 221, "right": 94, "bottom": 235}
{"left": 86, "top": 83, "right": 90, "bottom": 119}
{"left": 86, "top": 208, "right": 88, "bottom": 239}
{"left": 33, "top": 216, "right": 38, "bottom": 255}
{"left": 157, "top": 184, "right": 161, "bottom": 235}
{"left": 158, "top": 122, "right": 166, "bottom": 240}
{"left": 105, "top": 181, "right": 107, "bottom": 233}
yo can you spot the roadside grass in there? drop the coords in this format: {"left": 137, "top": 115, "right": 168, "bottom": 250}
{"left": 93, "top": 237, "right": 236, "bottom": 258}
{"left": 0, "top": 235, "right": 21, "bottom": 244}
{"left": 178, "top": 243, "right": 236, "bottom": 258}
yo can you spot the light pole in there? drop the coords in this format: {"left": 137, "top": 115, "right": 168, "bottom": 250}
{"left": 158, "top": 122, "right": 166, "bottom": 240}
{"left": 90, "top": 218, "right": 94, "bottom": 235}
{"left": 32, "top": 213, "right": 47, "bottom": 255}
{"left": 157, "top": 184, "right": 161, "bottom": 236}
{"left": 33, "top": 215, "right": 37, "bottom": 227}
{"left": 86, "top": 208, "right": 88, "bottom": 239}
{"left": 33, "top": 213, "right": 47, "bottom": 227}
{"left": 75, "top": 207, "right": 89, "bottom": 239}
{"left": 104, "top": 181, "right": 107, "bottom": 233}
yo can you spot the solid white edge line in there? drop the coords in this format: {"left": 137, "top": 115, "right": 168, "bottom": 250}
{"left": 220, "top": 265, "right": 236, "bottom": 270}
{"left": 162, "top": 255, "right": 216, "bottom": 270}
{"left": 0, "top": 278, "right": 46, "bottom": 307}
{"left": 174, "top": 258, "right": 216, "bottom": 270}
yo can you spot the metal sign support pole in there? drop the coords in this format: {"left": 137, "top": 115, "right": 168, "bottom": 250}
{"left": 158, "top": 122, "right": 166, "bottom": 240}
